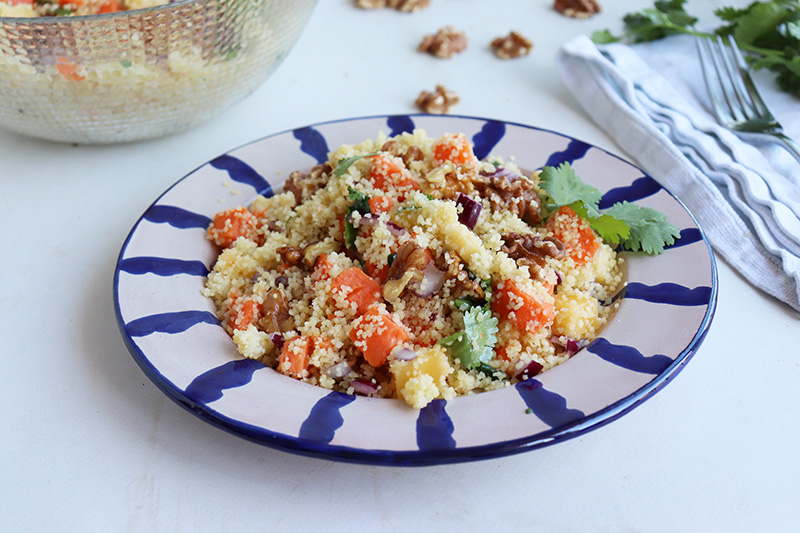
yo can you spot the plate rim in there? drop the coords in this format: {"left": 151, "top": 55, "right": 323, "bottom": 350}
{"left": 113, "top": 113, "right": 718, "bottom": 466}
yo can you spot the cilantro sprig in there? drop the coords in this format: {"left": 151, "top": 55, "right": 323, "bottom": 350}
{"left": 440, "top": 305, "right": 499, "bottom": 370}
{"left": 539, "top": 162, "right": 679, "bottom": 254}
{"left": 593, "top": 0, "right": 800, "bottom": 97}
{"left": 592, "top": 0, "right": 703, "bottom": 44}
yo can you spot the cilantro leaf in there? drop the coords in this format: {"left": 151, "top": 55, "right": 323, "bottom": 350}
{"left": 440, "top": 306, "right": 499, "bottom": 370}
{"left": 539, "top": 163, "right": 602, "bottom": 210}
{"left": 539, "top": 162, "right": 678, "bottom": 254}
{"left": 605, "top": 201, "right": 680, "bottom": 254}
{"left": 591, "top": 29, "right": 622, "bottom": 44}
{"left": 569, "top": 200, "right": 631, "bottom": 245}
{"left": 540, "top": 163, "right": 630, "bottom": 243}
{"left": 344, "top": 187, "right": 371, "bottom": 248}
{"left": 332, "top": 151, "right": 378, "bottom": 177}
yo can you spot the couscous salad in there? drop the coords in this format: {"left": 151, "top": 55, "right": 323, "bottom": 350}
{"left": 203, "top": 129, "right": 678, "bottom": 408}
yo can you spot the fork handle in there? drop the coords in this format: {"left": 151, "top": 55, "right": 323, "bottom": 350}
{"left": 773, "top": 133, "right": 800, "bottom": 167}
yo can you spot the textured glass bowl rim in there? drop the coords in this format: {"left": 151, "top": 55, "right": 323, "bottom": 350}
{"left": 114, "top": 114, "right": 719, "bottom": 466}
{"left": 0, "top": 0, "right": 232, "bottom": 23}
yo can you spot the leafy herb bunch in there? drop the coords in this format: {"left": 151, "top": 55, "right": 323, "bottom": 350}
{"left": 593, "top": 0, "right": 800, "bottom": 97}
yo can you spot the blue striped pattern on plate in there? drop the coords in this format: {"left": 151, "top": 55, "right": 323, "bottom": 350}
{"left": 113, "top": 115, "right": 717, "bottom": 466}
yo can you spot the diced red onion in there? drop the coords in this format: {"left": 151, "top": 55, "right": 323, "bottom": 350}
{"left": 456, "top": 192, "right": 482, "bottom": 230}
{"left": 566, "top": 339, "right": 582, "bottom": 354}
{"left": 347, "top": 212, "right": 405, "bottom": 236}
{"left": 351, "top": 379, "right": 379, "bottom": 396}
{"left": 269, "top": 333, "right": 285, "bottom": 350}
{"left": 394, "top": 348, "right": 418, "bottom": 361}
{"left": 516, "top": 360, "right": 543, "bottom": 379}
{"left": 410, "top": 262, "right": 445, "bottom": 298}
{"left": 325, "top": 360, "right": 352, "bottom": 379}
{"left": 275, "top": 275, "right": 288, "bottom": 287}
{"left": 349, "top": 211, "right": 377, "bottom": 227}
{"left": 480, "top": 166, "right": 520, "bottom": 180}
{"left": 554, "top": 270, "right": 563, "bottom": 286}
{"left": 386, "top": 221, "right": 406, "bottom": 236}
{"left": 550, "top": 335, "right": 585, "bottom": 355}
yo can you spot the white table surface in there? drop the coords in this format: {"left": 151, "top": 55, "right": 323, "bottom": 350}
{"left": 3, "top": 1, "right": 798, "bottom": 531}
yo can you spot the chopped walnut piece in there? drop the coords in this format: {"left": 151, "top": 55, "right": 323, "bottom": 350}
{"left": 423, "top": 166, "right": 477, "bottom": 200}
{"left": 277, "top": 246, "right": 303, "bottom": 267}
{"left": 381, "top": 140, "right": 400, "bottom": 156}
{"left": 501, "top": 233, "right": 565, "bottom": 270}
{"left": 382, "top": 242, "right": 432, "bottom": 302}
{"left": 402, "top": 145, "right": 424, "bottom": 167}
{"left": 386, "top": 242, "right": 429, "bottom": 282}
{"left": 418, "top": 26, "right": 468, "bottom": 58}
{"left": 490, "top": 31, "right": 533, "bottom": 59}
{"left": 415, "top": 84, "right": 460, "bottom": 114}
{"left": 472, "top": 172, "right": 543, "bottom": 224}
{"left": 436, "top": 250, "right": 484, "bottom": 300}
{"left": 283, "top": 162, "right": 332, "bottom": 204}
{"left": 553, "top": 0, "right": 601, "bottom": 18}
{"left": 355, "top": 0, "right": 430, "bottom": 12}
{"left": 261, "top": 289, "right": 293, "bottom": 333}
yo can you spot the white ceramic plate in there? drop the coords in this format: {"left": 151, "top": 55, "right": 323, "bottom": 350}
{"left": 114, "top": 115, "right": 717, "bottom": 466}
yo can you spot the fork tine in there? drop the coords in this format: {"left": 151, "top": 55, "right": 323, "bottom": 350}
{"left": 712, "top": 35, "right": 756, "bottom": 121}
{"left": 697, "top": 38, "right": 731, "bottom": 124}
{"left": 725, "top": 34, "right": 772, "bottom": 121}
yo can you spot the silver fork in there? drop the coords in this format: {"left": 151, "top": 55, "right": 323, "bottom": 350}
{"left": 697, "top": 35, "right": 800, "bottom": 165}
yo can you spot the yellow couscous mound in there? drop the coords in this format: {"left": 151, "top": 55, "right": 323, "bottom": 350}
{"left": 0, "top": 0, "right": 169, "bottom": 18}
{"left": 203, "top": 129, "right": 623, "bottom": 409}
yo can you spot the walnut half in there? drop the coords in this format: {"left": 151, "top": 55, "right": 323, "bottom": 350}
{"left": 501, "top": 233, "right": 565, "bottom": 270}
{"left": 418, "top": 26, "right": 468, "bottom": 58}
{"left": 553, "top": 0, "right": 601, "bottom": 19}
{"left": 490, "top": 31, "right": 533, "bottom": 59}
{"left": 472, "top": 172, "right": 543, "bottom": 225}
{"left": 415, "top": 84, "right": 460, "bottom": 114}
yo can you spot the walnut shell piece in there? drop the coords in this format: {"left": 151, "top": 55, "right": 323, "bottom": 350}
{"left": 418, "top": 26, "right": 468, "bottom": 58}
{"left": 553, "top": 0, "right": 601, "bottom": 19}
{"left": 415, "top": 84, "right": 460, "bottom": 114}
{"left": 490, "top": 31, "right": 533, "bottom": 59}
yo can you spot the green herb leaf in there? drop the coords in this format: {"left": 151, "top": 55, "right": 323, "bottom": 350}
{"left": 332, "top": 151, "right": 379, "bottom": 177}
{"left": 539, "top": 163, "right": 602, "bottom": 210}
{"left": 344, "top": 187, "right": 371, "bottom": 248}
{"left": 440, "top": 306, "right": 499, "bottom": 370}
{"left": 475, "top": 362, "right": 505, "bottom": 381}
{"left": 605, "top": 201, "right": 681, "bottom": 254}
{"left": 539, "top": 162, "right": 677, "bottom": 254}
{"left": 601, "top": 1, "right": 800, "bottom": 97}
{"left": 569, "top": 200, "right": 631, "bottom": 245}
{"left": 591, "top": 29, "right": 622, "bottom": 44}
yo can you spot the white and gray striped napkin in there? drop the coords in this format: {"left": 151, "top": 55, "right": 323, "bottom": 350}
{"left": 557, "top": 34, "right": 800, "bottom": 313}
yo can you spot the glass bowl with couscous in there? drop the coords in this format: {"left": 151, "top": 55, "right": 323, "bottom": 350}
{"left": 115, "top": 115, "right": 717, "bottom": 465}
{"left": 0, "top": 0, "right": 316, "bottom": 143}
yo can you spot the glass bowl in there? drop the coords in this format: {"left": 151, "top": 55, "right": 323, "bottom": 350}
{"left": 0, "top": 0, "right": 317, "bottom": 144}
